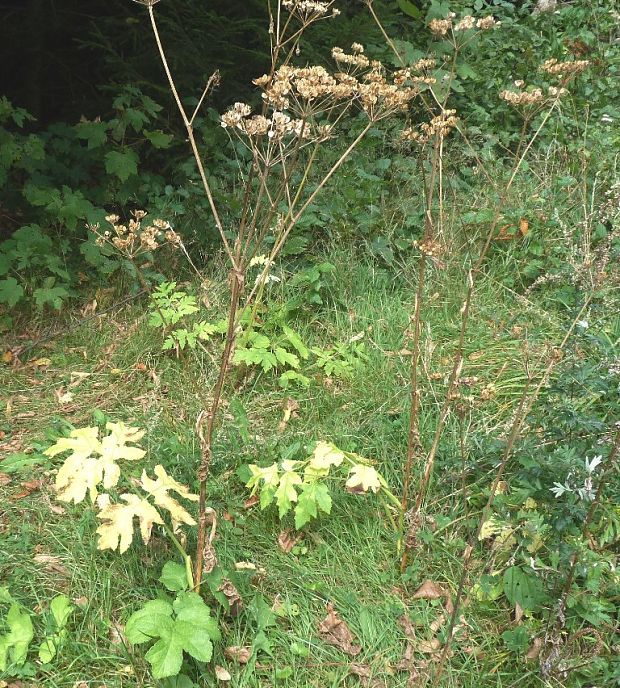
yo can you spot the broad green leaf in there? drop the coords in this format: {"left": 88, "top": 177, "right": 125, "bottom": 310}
{"left": 246, "top": 463, "right": 279, "bottom": 492}
{"left": 275, "top": 470, "right": 302, "bottom": 518}
{"left": 274, "top": 347, "right": 300, "bottom": 369}
{"left": 160, "top": 561, "right": 189, "bottom": 592}
{"left": 173, "top": 592, "right": 221, "bottom": 640}
{"left": 140, "top": 465, "right": 198, "bottom": 528}
{"left": 145, "top": 632, "right": 184, "bottom": 679}
{"left": 125, "top": 600, "right": 174, "bottom": 644}
{"left": 76, "top": 120, "right": 108, "bottom": 149}
{"left": 96, "top": 494, "right": 164, "bottom": 553}
{"left": 6, "top": 603, "right": 34, "bottom": 666}
{"left": 282, "top": 325, "right": 309, "bottom": 359}
{"left": 295, "top": 482, "right": 332, "bottom": 529}
{"left": 50, "top": 595, "right": 73, "bottom": 629}
{"left": 0, "top": 636, "right": 8, "bottom": 671}
{"left": 104, "top": 149, "right": 138, "bottom": 182}
{"left": 174, "top": 620, "right": 213, "bottom": 662}
{"left": 144, "top": 129, "right": 174, "bottom": 149}
{"left": 503, "top": 566, "right": 545, "bottom": 611}
{"left": 345, "top": 464, "right": 382, "bottom": 493}
{"left": 0, "top": 277, "right": 24, "bottom": 307}
{"left": 38, "top": 636, "right": 57, "bottom": 663}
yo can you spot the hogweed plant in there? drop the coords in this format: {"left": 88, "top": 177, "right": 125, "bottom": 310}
{"left": 130, "top": 0, "right": 425, "bottom": 589}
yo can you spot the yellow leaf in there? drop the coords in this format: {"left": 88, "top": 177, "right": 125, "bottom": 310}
{"left": 45, "top": 426, "right": 101, "bottom": 459}
{"left": 55, "top": 454, "right": 103, "bottom": 503}
{"left": 308, "top": 441, "right": 345, "bottom": 471}
{"left": 345, "top": 464, "right": 381, "bottom": 494}
{"left": 96, "top": 493, "right": 163, "bottom": 553}
{"left": 48, "top": 424, "right": 146, "bottom": 503}
{"left": 140, "top": 465, "right": 198, "bottom": 528}
{"left": 33, "top": 357, "right": 52, "bottom": 367}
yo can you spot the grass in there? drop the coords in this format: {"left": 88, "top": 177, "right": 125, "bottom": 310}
{"left": 0, "top": 234, "right": 617, "bottom": 687}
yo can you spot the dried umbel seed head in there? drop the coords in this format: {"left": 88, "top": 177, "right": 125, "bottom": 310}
{"left": 475, "top": 16, "right": 500, "bottom": 30}
{"left": 454, "top": 15, "right": 475, "bottom": 31}
{"left": 332, "top": 46, "right": 370, "bottom": 68}
{"left": 416, "top": 238, "right": 445, "bottom": 257}
{"left": 499, "top": 87, "right": 544, "bottom": 106}
{"left": 282, "top": 0, "right": 339, "bottom": 19}
{"left": 540, "top": 58, "right": 590, "bottom": 77}
{"left": 429, "top": 15, "right": 455, "bottom": 37}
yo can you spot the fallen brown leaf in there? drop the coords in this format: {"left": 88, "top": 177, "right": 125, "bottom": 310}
{"left": 13, "top": 479, "right": 43, "bottom": 499}
{"left": 349, "top": 662, "right": 384, "bottom": 687}
{"left": 215, "top": 665, "right": 232, "bottom": 682}
{"left": 318, "top": 603, "right": 361, "bottom": 656}
{"left": 243, "top": 494, "right": 259, "bottom": 509}
{"left": 526, "top": 637, "right": 543, "bottom": 661}
{"left": 218, "top": 578, "right": 243, "bottom": 616}
{"left": 278, "top": 528, "right": 301, "bottom": 554}
{"left": 33, "top": 554, "right": 69, "bottom": 577}
{"left": 225, "top": 646, "right": 252, "bottom": 664}
{"left": 0, "top": 473, "right": 11, "bottom": 486}
{"left": 412, "top": 580, "right": 445, "bottom": 600}
{"left": 418, "top": 638, "right": 441, "bottom": 654}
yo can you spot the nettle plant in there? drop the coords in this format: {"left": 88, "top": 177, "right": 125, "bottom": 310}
{"left": 44, "top": 422, "right": 221, "bottom": 679}
{"left": 246, "top": 441, "right": 402, "bottom": 529}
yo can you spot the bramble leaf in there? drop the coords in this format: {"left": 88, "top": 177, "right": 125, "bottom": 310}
{"left": 104, "top": 149, "right": 138, "bottom": 182}
{"left": 345, "top": 464, "right": 382, "bottom": 493}
{"left": 140, "top": 465, "right": 198, "bottom": 528}
{"left": 96, "top": 493, "right": 164, "bottom": 553}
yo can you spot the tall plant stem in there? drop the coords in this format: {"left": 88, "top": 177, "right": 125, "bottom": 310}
{"left": 410, "top": 106, "right": 556, "bottom": 533}
{"left": 147, "top": 4, "right": 236, "bottom": 268}
{"left": 193, "top": 272, "right": 242, "bottom": 590}
{"left": 400, "top": 137, "right": 441, "bottom": 571}
{"left": 429, "top": 298, "right": 591, "bottom": 688}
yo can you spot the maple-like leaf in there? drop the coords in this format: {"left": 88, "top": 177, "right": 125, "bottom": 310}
{"left": 345, "top": 464, "right": 382, "bottom": 493}
{"left": 275, "top": 468, "right": 302, "bottom": 518}
{"left": 96, "top": 493, "right": 164, "bottom": 553}
{"left": 44, "top": 426, "right": 102, "bottom": 460}
{"left": 48, "top": 424, "right": 147, "bottom": 503}
{"left": 54, "top": 454, "right": 103, "bottom": 503}
{"left": 140, "top": 465, "right": 198, "bottom": 528}
{"left": 306, "top": 441, "right": 345, "bottom": 478}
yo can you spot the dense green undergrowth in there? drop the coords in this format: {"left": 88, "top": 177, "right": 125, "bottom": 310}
{"left": 2, "top": 0, "right": 620, "bottom": 686}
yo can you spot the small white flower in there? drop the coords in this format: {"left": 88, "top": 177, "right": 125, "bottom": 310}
{"left": 577, "top": 320, "right": 589, "bottom": 329}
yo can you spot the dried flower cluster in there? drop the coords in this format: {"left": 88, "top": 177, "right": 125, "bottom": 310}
{"left": 90, "top": 211, "right": 180, "bottom": 257}
{"left": 402, "top": 109, "right": 458, "bottom": 144}
{"left": 222, "top": 44, "right": 422, "bottom": 143}
{"left": 429, "top": 12, "right": 500, "bottom": 37}
{"left": 540, "top": 58, "right": 590, "bottom": 77}
{"left": 415, "top": 238, "right": 445, "bottom": 256}
{"left": 282, "top": 0, "right": 340, "bottom": 20}
{"left": 500, "top": 78, "right": 569, "bottom": 107}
